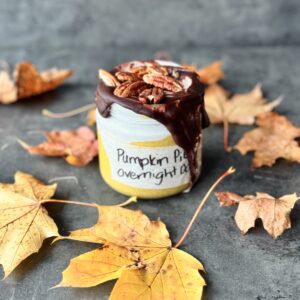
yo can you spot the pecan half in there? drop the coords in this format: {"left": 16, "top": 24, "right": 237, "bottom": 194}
{"left": 115, "top": 71, "right": 140, "bottom": 82}
{"left": 114, "top": 80, "right": 148, "bottom": 98}
{"left": 145, "top": 62, "right": 168, "bottom": 76}
{"left": 98, "top": 69, "right": 120, "bottom": 87}
{"left": 139, "top": 87, "right": 164, "bottom": 104}
{"left": 128, "top": 66, "right": 148, "bottom": 77}
{"left": 143, "top": 74, "right": 183, "bottom": 92}
{"left": 113, "top": 82, "right": 130, "bottom": 97}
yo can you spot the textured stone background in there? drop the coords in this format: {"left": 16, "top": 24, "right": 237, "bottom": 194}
{"left": 0, "top": 1, "right": 300, "bottom": 299}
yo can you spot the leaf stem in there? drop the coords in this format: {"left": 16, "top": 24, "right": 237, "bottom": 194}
{"left": 41, "top": 197, "right": 137, "bottom": 208}
{"left": 42, "top": 103, "right": 96, "bottom": 119}
{"left": 41, "top": 199, "right": 97, "bottom": 208}
{"left": 223, "top": 119, "right": 229, "bottom": 152}
{"left": 174, "top": 167, "right": 236, "bottom": 248}
{"left": 117, "top": 196, "right": 138, "bottom": 207}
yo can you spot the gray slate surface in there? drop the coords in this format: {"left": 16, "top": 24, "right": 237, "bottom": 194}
{"left": 0, "top": 1, "right": 300, "bottom": 299}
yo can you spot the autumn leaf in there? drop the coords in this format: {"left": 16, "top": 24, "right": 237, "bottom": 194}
{"left": 0, "top": 172, "right": 59, "bottom": 277}
{"left": 56, "top": 205, "right": 206, "bottom": 299}
{"left": 0, "top": 62, "right": 17, "bottom": 103}
{"left": 183, "top": 60, "right": 224, "bottom": 85}
{"left": 18, "top": 126, "right": 98, "bottom": 166}
{"left": 235, "top": 112, "right": 300, "bottom": 168}
{"left": 216, "top": 191, "right": 299, "bottom": 238}
{"left": 54, "top": 167, "right": 235, "bottom": 299}
{"left": 0, "top": 61, "right": 73, "bottom": 104}
{"left": 197, "top": 60, "right": 224, "bottom": 85}
{"left": 205, "top": 84, "right": 282, "bottom": 151}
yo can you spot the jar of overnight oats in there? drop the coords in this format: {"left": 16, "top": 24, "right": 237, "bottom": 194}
{"left": 96, "top": 60, "right": 209, "bottom": 199}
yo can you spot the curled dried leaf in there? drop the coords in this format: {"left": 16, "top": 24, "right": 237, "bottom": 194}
{"left": 235, "top": 112, "right": 300, "bottom": 168}
{"left": 0, "top": 61, "right": 73, "bottom": 104}
{"left": 19, "top": 126, "right": 98, "bottom": 166}
{"left": 216, "top": 191, "right": 299, "bottom": 238}
{"left": 15, "top": 62, "right": 73, "bottom": 100}
{"left": 0, "top": 70, "right": 17, "bottom": 104}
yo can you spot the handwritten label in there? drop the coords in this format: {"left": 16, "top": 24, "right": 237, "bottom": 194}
{"left": 115, "top": 148, "right": 189, "bottom": 186}
{"left": 100, "top": 132, "right": 191, "bottom": 189}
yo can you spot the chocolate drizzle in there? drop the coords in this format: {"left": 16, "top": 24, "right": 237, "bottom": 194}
{"left": 96, "top": 61, "right": 210, "bottom": 185}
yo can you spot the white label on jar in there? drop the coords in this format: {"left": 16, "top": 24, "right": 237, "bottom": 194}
{"left": 100, "top": 129, "right": 191, "bottom": 189}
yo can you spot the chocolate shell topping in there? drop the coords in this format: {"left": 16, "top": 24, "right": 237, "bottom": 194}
{"left": 96, "top": 61, "right": 210, "bottom": 185}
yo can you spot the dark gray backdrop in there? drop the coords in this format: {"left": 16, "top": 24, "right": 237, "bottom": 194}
{"left": 0, "top": 1, "right": 300, "bottom": 299}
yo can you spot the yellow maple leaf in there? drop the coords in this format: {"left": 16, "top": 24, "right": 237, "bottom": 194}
{"left": 56, "top": 205, "right": 206, "bottom": 299}
{"left": 55, "top": 167, "right": 235, "bottom": 299}
{"left": 0, "top": 172, "right": 59, "bottom": 277}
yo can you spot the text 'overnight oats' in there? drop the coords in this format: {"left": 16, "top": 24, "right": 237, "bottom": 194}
{"left": 95, "top": 60, "right": 209, "bottom": 198}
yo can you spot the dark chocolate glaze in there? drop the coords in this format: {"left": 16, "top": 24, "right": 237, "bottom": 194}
{"left": 96, "top": 62, "right": 210, "bottom": 185}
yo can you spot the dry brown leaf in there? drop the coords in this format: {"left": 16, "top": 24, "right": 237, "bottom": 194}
{"left": 0, "top": 69, "right": 17, "bottom": 103}
{"left": 197, "top": 60, "right": 224, "bottom": 85}
{"left": 205, "top": 83, "right": 282, "bottom": 125}
{"left": 15, "top": 62, "right": 73, "bottom": 100}
{"left": 19, "top": 126, "right": 98, "bottom": 166}
{"left": 183, "top": 60, "right": 224, "bottom": 85}
{"left": 235, "top": 112, "right": 300, "bottom": 167}
{"left": 0, "top": 172, "right": 59, "bottom": 277}
{"left": 0, "top": 61, "right": 73, "bottom": 104}
{"left": 55, "top": 205, "right": 206, "bottom": 299}
{"left": 205, "top": 84, "right": 282, "bottom": 150}
{"left": 216, "top": 192, "right": 299, "bottom": 238}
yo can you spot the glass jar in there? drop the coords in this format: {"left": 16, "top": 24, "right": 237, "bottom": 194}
{"left": 97, "top": 103, "right": 202, "bottom": 198}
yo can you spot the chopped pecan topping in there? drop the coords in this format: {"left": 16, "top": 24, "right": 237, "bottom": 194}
{"left": 143, "top": 74, "right": 183, "bottom": 92}
{"left": 145, "top": 62, "right": 168, "bottom": 76}
{"left": 115, "top": 71, "right": 140, "bottom": 82}
{"left": 113, "top": 82, "right": 130, "bottom": 97}
{"left": 114, "top": 80, "right": 148, "bottom": 98}
{"left": 128, "top": 66, "right": 148, "bottom": 77}
{"left": 102, "top": 61, "right": 192, "bottom": 103}
{"left": 98, "top": 69, "right": 120, "bottom": 87}
{"left": 139, "top": 87, "right": 164, "bottom": 104}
